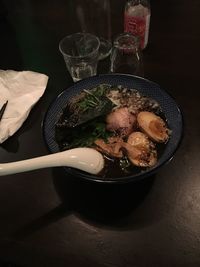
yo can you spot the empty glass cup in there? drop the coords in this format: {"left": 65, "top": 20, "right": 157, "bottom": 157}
{"left": 75, "top": 0, "right": 112, "bottom": 60}
{"left": 59, "top": 32, "right": 100, "bottom": 82}
{"left": 110, "top": 32, "right": 143, "bottom": 76}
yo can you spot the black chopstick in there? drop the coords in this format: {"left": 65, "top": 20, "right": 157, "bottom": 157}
{"left": 0, "top": 100, "right": 8, "bottom": 122}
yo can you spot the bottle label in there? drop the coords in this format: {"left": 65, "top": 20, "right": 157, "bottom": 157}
{"left": 124, "top": 12, "right": 150, "bottom": 49}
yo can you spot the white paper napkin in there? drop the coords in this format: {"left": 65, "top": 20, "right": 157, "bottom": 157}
{"left": 0, "top": 70, "right": 49, "bottom": 144}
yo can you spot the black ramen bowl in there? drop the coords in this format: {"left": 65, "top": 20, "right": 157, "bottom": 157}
{"left": 43, "top": 74, "right": 183, "bottom": 183}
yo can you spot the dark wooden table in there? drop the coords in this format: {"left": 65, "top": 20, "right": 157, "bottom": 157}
{"left": 0, "top": 0, "right": 200, "bottom": 266}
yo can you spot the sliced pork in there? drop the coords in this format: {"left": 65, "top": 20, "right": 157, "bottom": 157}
{"left": 106, "top": 107, "right": 136, "bottom": 137}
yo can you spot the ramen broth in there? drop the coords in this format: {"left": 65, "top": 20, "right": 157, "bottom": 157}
{"left": 97, "top": 142, "right": 166, "bottom": 179}
{"left": 55, "top": 84, "right": 170, "bottom": 179}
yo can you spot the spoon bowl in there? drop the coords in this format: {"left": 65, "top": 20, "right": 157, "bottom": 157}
{"left": 0, "top": 148, "right": 104, "bottom": 176}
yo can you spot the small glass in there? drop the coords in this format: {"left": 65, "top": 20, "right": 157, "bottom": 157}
{"left": 110, "top": 32, "right": 144, "bottom": 76}
{"left": 59, "top": 32, "right": 100, "bottom": 82}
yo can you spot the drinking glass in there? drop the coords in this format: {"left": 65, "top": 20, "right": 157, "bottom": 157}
{"left": 75, "top": 0, "right": 112, "bottom": 60}
{"left": 110, "top": 32, "right": 144, "bottom": 76}
{"left": 59, "top": 32, "right": 100, "bottom": 82}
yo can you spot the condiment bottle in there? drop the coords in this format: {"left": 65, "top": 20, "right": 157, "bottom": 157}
{"left": 124, "top": 0, "right": 151, "bottom": 49}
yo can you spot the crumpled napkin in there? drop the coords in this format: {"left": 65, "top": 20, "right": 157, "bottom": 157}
{"left": 0, "top": 70, "right": 49, "bottom": 144}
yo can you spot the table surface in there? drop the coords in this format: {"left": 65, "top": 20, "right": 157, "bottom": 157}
{"left": 0, "top": 0, "right": 200, "bottom": 266}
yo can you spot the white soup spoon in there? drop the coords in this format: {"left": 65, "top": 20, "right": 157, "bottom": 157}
{"left": 0, "top": 148, "right": 104, "bottom": 176}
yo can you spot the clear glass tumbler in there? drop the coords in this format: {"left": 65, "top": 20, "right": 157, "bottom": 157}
{"left": 110, "top": 32, "right": 143, "bottom": 76}
{"left": 59, "top": 32, "right": 100, "bottom": 82}
{"left": 75, "top": 0, "right": 112, "bottom": 60}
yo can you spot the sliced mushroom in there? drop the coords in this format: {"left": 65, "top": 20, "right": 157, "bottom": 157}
{"left": 94, "top": 136, "right": 124, "bottom": 158}
{"left": 137, "top": 111, "right": 169, "bottom": 143}
{"left": 125, "top": 131, "right": 157, "bottom": 167}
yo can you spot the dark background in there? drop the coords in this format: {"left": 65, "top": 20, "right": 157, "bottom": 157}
{"left": 0, "top": 0, "right": 200, "bottom": 266}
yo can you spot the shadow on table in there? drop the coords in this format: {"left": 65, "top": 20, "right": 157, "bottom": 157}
{"left": 52, "top": 167, "right": 158, "bottom": 228}
{"left": 12, "top": 204, "right": 71, "bottom": 241}
{"left": 11, "top": 167, "right": 160, "bottom": 241}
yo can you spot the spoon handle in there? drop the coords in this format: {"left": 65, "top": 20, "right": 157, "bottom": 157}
{"left": 0, "top": 151, "right": 69, "bottom": 176}
{"left": 0, "top": 148, "right": 104, "bottom": 176}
